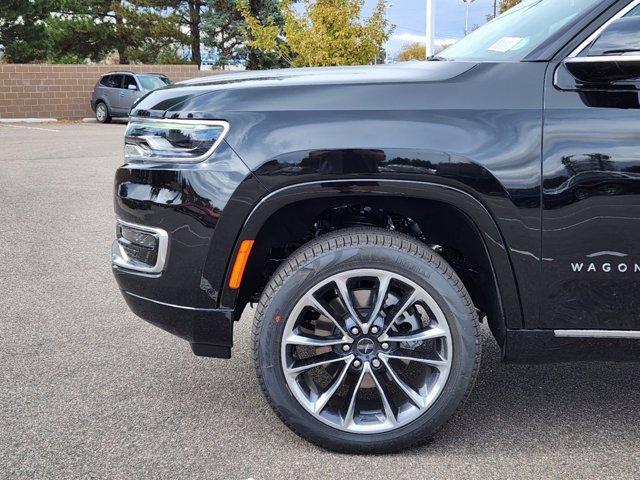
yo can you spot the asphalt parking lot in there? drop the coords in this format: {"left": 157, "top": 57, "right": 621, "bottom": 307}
{"left": 2, "top": 121, "right": 640, "bottom": 479}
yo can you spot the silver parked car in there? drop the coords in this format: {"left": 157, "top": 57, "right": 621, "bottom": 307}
{"left": 90, "top": 71, "right": 171, "bottom": 123}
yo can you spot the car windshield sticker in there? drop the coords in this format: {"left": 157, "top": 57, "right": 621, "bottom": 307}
{"left": 488, "top": 37, "right": 525, "bottom": 52}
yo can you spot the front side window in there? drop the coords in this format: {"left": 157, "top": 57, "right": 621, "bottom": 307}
{"left": 440, "top": 0, "right": 602, "bottom": 62}
{"left": 577, "top": 3, "right": 640, "bottom": 56}
{"left": 122, "top": 75, "right": 138, "bottom": 90}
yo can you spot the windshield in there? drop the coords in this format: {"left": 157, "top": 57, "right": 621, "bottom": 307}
{"left": 137, "top": 75, "right": 171, "bottom": 91}
{"left": 439, "top": 0, "right": 602, "bottom": 62}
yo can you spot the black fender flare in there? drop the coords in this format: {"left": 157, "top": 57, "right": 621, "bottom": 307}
{"left": 219, "top": 179, "right": 522, "bottom": 331}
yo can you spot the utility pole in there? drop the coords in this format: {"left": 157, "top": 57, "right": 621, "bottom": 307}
{"left": 461, "top": 0, "right": 475, "bottom": 36}
{"left": 493, "top": 0, "right": 497, "bottom": 18}
{"left": 425, "top": 0, "right": 434, "bottom": 58}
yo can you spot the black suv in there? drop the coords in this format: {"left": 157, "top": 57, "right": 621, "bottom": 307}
{"left": 112, "top": 0, "right": 640, "bottom": 453}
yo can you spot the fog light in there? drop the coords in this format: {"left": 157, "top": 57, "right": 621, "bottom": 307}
{"left": 119, "top": 225, "right": 158, "bottom": 249}
{"left": 112, "top": 220, "right": 168, "bottom": 274}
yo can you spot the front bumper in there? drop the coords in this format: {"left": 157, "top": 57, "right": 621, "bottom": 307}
{"left": 111, "top": 141, "right": 258, "bottom": 358}
{"left": 120, "top": 290, "right": 233, "bottom": 358}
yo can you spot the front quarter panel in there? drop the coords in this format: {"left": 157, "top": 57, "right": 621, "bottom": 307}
{"left": 216, "top": 62, "right": 546, "bottom": 329}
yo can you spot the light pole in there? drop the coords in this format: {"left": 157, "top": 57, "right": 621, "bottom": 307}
{"left": 461, "top": 0, "right": 475, "bottom": 36}
{"left": 425, "top": 0, "right": 434, "bottom": 59}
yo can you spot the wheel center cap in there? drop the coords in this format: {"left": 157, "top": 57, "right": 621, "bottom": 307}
{"left": 356, "top": 338, "right": 375, "bottom": 355}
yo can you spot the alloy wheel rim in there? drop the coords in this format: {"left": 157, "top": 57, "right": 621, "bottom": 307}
{"left": 97, "top": 104, "right": 106, "bottom": 121}
{"left": 280, "top": 268, "right": 453, "bottom": 434}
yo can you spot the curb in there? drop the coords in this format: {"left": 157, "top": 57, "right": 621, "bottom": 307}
{"left": 0, "top": 118, "right": 58, "bottom": 123}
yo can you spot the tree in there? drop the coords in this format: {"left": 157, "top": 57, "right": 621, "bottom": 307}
{"left": 243, "top": 0, "right": 287, "bottom": 69}
{"left": 50, "top": 1, "right": 186, "bottom": 64}
{"left": 201, "top": 0, "right": 286, "bottom": 69}
{"left": 240, "top": 0, "right": 393, "bottom": 67}
{"left": 0, "top": 0, "right": 57, "bottom": 63}
{"left": 500, "top": 0, "right": 521, "bottom": 13}
{"left": 397, "top": 43, "right": 425, "bottom": 62}
{"left": 487, "top": 0, "right": 521, "bottom": 20}
{"left": 164, "top": 0, "right": 206, "bottom": 65}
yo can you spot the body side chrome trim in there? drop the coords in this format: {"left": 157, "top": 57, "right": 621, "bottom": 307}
{"left": 566, "top": 54, "right": 640, "bottom": 63}
{"left": 124, "top": 291, "right": 230, "bottom": 312}
{"left": 554, "top": 329, "right": 640, "bottom": 339}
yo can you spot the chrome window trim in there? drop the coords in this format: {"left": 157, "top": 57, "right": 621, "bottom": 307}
{"left": 112, "top": 219, "right": 169, "bottom": 275}
{"left": 568, "top": 0, "right": 640, "bottom": 58}
{"left": 125, "top": 118, "right": 230, "bottom": 163}
{"left": 554, "top": 329, "right": 640, "bottom": 339}
{"left": 566, "top": 54, "right": 640, "bottom": 63}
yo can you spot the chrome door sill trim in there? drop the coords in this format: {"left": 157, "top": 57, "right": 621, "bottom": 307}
{"left": 554, "top": 329, "right": 640, "bottom": 339}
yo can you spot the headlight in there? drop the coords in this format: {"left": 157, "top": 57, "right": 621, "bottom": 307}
{"left": 124, "top": 119, "right": 229, "bottom": 163}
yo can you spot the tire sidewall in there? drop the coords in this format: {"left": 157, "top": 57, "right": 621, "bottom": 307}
{"left": 256, "top": 238, "right": 478, "bottom": 451}
{"left": 96, "top": 102, "right": 109, "bottom": 123}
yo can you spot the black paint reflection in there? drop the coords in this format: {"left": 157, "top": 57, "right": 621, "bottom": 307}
{"left": 545, "top": 153, "right": 640, "bottom": 207}
{"left": 542, "top": 63, "right": 640, "bottom": 330}
{"left": 256, "top": 148, "right": 508, "bottom": 199}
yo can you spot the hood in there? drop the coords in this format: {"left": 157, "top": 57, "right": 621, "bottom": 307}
{"left": 131, "top": 61, "right": 478, "bottom": 119}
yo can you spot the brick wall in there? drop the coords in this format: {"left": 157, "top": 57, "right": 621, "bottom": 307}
{"left": 0, "top": 64, "right": 222, "bottom": 120}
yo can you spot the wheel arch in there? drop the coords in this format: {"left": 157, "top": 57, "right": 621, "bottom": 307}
{"left": 221, "top": 179, "right": 523, "bottom": 347}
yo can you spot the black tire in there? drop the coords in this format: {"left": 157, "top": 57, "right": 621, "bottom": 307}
{"left": 253, "top": 228, "right": 480, "bottom": 453}
{"left": 95, "top": 101, "right": 112, "bottom": 124}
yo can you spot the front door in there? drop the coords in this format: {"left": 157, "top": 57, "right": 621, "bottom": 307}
{"left": 540, "top": 3, "right": 640, "bottom": 331}
{"left": 119, "top": 75, "right": 141, "bottom": 114}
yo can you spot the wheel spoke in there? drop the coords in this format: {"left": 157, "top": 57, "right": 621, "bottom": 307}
{"left": 308, "top": 295, "right": 348, "bottom": 337}
{"left": 285, "top": 332, "right": 350, "bottom": 347}
{"left": 370, "top": 365, "right": 398, "bottom": 426}
{"left": 334, "top": 276, "right": 364, "bottom": 328}
{"left": 379, "top": 354, "right": 426, "bottom": 408}
{"left": 286, "top": 351, "right": 349, "bottom": 375}
{"left": 312, "top": 357, "right": 353, "bottom": 413}
{"left": 366, "top": 273, "right": 392, "bottom": 327}
{"left": 378, "top": 290, "right": 417, "bottom": 339}
{"left": 380, "top": 327, "right": 447, "bottom": 343}
{"left": 342, "top": 364, "right": 367, "bottom": 427}
{"left": 382, "top": 348, "right": 448, "bottom": 369}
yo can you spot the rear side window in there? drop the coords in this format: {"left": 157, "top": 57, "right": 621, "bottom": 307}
{"left": 101, "top": 75, "right": 122, "bottom": 89}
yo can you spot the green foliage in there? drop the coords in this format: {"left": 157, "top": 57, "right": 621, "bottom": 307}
{"left": 201, "top": 0, "right": 286, "bottom": 69}
{"left": 161, "top": 1, "right": 206, "bottom": 65}
{"left": 49, "top": 1, "right": 188, "bottom": 64}
{"left": 240, "top": 0, "right": 393, "bottom": 67}
{"left": 0, "top": 0, "right": 57, "bottom": 63}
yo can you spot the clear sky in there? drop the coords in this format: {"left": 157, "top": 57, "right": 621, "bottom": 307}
{"left": 364, "top": 0, "right": 496, "bottom": 56}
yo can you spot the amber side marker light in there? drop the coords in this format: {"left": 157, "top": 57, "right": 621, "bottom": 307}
{"left": 229, "top": 240, "right": 255, "bottom": 289}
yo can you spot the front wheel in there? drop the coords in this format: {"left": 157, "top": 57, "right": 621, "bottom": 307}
{"left": 253, "top": 228, "right": 480, "bottom": 453}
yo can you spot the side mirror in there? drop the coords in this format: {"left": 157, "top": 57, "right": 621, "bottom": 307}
{"left": 128, "top": 84, "right": 138, "bottom": 91}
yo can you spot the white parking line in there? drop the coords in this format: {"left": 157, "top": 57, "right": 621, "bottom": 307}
{"left": 0, "top": 124, "right": 60, "bottom": 132}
